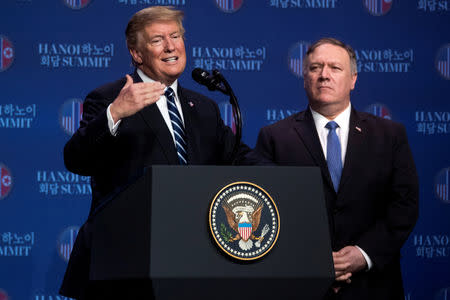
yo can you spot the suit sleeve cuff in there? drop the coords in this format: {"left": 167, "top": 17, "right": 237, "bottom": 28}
{"left": 107, "top": 104, "right": 121, "bottom": 136}
{"left": 355, "top": 245, "right": 373, "bottom": 270}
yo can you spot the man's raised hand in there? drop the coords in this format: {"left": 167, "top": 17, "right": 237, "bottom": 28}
{"left": 110, "top": 74, "right": 165, "bottom": 123}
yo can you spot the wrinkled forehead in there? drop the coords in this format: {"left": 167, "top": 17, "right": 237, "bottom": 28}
{"left": 134, "top": 21, "right": 183, "bottom": 48}
{"left": 306, "top": 43, "right": 351, "bottom": 65}
{"left": 142, "top": 21, "right": 182, "bottom": 35}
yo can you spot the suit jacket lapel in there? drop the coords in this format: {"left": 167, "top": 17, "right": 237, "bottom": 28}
{"left": 293, "top": 109, "right": 335, "bottom": 191}
{"left": 177, "top": 85, "right": 196, "bottom": 164}
{"left": 133, "top": 71, "right": 179, "bottom": 164}
{"left": 338, "top": 108, "right": 366, "bottom": 193}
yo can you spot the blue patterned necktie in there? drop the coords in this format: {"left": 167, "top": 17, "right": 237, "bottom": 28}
{"left": 325, "top": 121, "right": 342, "bottom": 192}
{"left": 165, "top": 87, "right": 187, "bottom": 165}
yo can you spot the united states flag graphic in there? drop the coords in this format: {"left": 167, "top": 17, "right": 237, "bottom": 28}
{"left": 436, "top": 288, "right": 450, "bottom": 300}
{"left": 366, "top": 104, "right": 391, "bottom": 119}
{"left": 364, "top": 0, "right": 392, "bottom": 15}
{"left": 59, "top": 227, "right": 78, "bottom": 262}
{"left": 216, "top": 0, "right": 243, "bottom": 12}
{"left": 436, "top": 168, "right": 449, "bottom": 202}
{"left": 437, "top": 46, "right": 450, "bottom": 79}
{"left": 61, "top": 100, "right": 83, "bottom": 135}
{"left": 289, "top": 42, "right": 309, "bottom": 77}
{"left": 65, "top": 0, "right": 90, "bottom": 9}
{"left": 219, "top": 102, "right": 236, "bottom": 133}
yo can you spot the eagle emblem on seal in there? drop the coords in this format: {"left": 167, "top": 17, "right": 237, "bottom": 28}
{"left": 222, "top": 196, "right": 269, "bottom": 251}
{"left": 209, "top": 182, "right": 280, "bottom": 260}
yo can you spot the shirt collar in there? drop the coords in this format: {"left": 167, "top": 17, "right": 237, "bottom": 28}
{"left": 136, "top": 68, "right": 179, "bottom": 99}
{"left": 310, "top": 103, "right": 352, "bottom": 130}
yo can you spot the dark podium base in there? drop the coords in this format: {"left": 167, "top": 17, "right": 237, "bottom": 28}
{"left": 91, "top": 166, "right": 334, "bottom": 300}
{"left": 86, "top": 278, "right": 330, "bottom": 300}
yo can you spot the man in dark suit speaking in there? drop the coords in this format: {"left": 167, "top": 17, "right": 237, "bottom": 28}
{"left": 60, "top": 6, "right": 254, "bottom": 299}
{"left": 255, "top": 38, "right": 419, "bottom": 299}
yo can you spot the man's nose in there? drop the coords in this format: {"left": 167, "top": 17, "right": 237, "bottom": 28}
{"left": 319, "top": 66, "right": 331, "bottom": 81}
{"left": 319, "top": 66, "right": 331, "bottom": 79}
{"left": 163, "top": 38, "right": 175, "bottom": 51}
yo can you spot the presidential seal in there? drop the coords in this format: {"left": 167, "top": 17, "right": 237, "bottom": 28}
{"left": 209, "top": 182, "right": 280, "bottom": 260}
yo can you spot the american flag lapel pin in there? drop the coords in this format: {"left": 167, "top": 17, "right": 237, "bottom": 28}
{"left": 355, "top": 126, "right": 362, "bottom": 132}
{"left": 188, "top": 101, "right": 194, "bottom": 107}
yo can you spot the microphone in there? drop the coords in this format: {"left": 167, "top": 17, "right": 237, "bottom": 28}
{"left": 191, "top": 68, "right": 228, "bottom": 95}
{"left": 191, "top": 67, "right": 242, "bottom": 164}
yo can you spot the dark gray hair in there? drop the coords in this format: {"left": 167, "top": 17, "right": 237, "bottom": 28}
{"left": 303, "top": 37, "right": 357, "bottom": 75}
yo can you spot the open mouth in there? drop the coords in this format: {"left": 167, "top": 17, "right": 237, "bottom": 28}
{"left": 162, "top": 56, "right": 178, "bottom": 62}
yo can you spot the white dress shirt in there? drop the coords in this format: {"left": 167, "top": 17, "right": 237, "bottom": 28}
{"left": 310, "top": 103, "right": 373, "bottom": 270}
{"left": 106, "top": 68, "right": 184, "bottom": 146}
{"left": 310, "top": 104, "right": 351, "bottom": 165}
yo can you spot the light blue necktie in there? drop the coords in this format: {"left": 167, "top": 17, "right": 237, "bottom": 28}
{"left": 325, "top": 121, "right": 342, "bottom": 192}
{"left": 165, "top": 87, "right": 187, "bottom": 165}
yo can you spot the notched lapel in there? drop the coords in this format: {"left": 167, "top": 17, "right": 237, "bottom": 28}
{"left": 293, "top": 110, "right": 334, "bottom": 191}
{"left": 139, "top": 103, "right": 179, "bottom": 164}
{"left": 131, "top": 70, "right": 178, "bottom": 164}
{"left": 338, "top": 109, "right": 366, "bottom": 193}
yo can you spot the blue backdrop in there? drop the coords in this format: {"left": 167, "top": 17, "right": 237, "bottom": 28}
{"left": 1, "top": 0, "right": 449, "bottom": 299}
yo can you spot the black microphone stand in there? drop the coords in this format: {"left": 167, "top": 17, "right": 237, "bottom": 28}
{"left": 211, "top": 70, "right": 242, "bottom": 165}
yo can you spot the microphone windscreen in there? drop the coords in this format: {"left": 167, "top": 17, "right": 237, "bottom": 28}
{"left": 192, "top": 68, "right": 210, "bottom": 85}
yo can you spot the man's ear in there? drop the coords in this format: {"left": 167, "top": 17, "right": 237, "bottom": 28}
{"left": 129, "top": 48, "right": 143, "bottom": 65}
{"left": 350, "top": 73, "right": 357, "bottom": 90}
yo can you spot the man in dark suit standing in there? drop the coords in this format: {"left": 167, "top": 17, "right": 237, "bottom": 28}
{"left": 255, "top": 38, "right": 419, "bottom": 299}
{"left": 60, "top": 6, "right": 254, "bottom": 299}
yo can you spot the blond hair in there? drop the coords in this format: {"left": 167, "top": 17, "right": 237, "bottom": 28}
{"left": 126, "top": 6, "right": 185, "bottom": 66}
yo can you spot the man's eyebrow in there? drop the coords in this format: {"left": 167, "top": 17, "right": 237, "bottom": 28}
{"left": 149, "top": 31, "right": 181, "bottom": 39}
{"left": 149, "top": 34, "right": 163, "bottom": 39}
{"left": 327, "top": 61, "right": 343, "bottom": 65}
{"left": 310, "top": 61, "right": 343, "bottom": 66}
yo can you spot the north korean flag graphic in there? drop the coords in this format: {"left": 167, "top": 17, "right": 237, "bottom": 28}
{"left": 0, "top": 289, "right": 9, "bottom": 300}
{"left": 289, "top": 42, "right": 309, "bottom": 77}
{"left": 238, "top": 222, "right": 252, "bottom": 241}
{"left": 216, "top": 0, "right": 243, "bottom": 12}
{"left": 0, "top": 165, "right": 12, "bottom": 199}
{"left": 0, "top": 36, "right": 14, "bottom": 72}
{"left": 64, "top": 0, "right": 90, "bottom": 9}
{"left": 58, "top": 227, "right": 79, "bottom": 262}
{"left": 61, "top": 100, "right": 83, "bottom": 135}
{"left": 436, "top": 168, "right": 449, "bottom": 202}
{"left": 437, "top": 46, "right": 450, "bottom": 79}
{"left": 364, "top": 0, "right": 392, "bottom": 16}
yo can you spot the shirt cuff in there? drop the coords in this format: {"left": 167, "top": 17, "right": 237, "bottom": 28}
{"left": 107, "top": 104, "right": 121, "bottom": 136}
{"left": 355, "top": 245, "right": 373, "bottom": 270}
